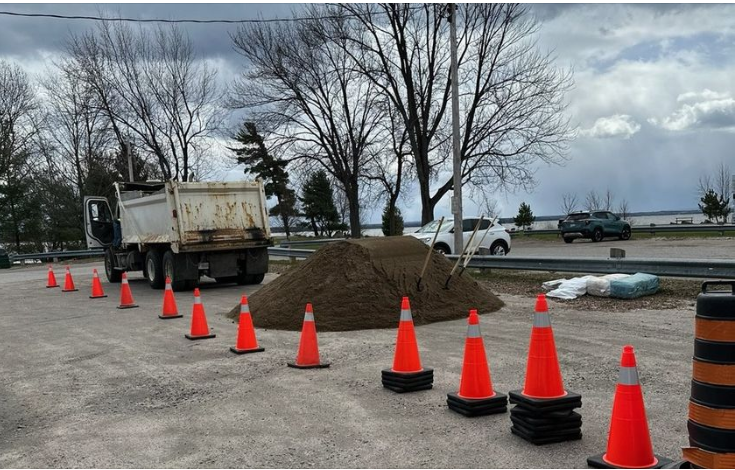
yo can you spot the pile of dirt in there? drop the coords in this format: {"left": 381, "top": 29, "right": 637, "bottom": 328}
{"left": 228, "top": 236, "right": 503, "bottom": 331}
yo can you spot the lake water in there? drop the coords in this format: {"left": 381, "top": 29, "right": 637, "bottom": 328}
{"left": 285, "top": 211, "right": 726, "bottom": 238}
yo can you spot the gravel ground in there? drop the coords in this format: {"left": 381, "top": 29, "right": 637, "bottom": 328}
{"left": 0, "top": 262, "right": 697, "bottom": 468}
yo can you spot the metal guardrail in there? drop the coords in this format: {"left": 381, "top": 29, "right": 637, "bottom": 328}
{"left": 448, "top": 255, "right": 735, "bottom": 279}
{"left": 268, "top": 247, "right": 735, "bottom": 279}
{"left": 278, "top": 238, "right": 346, "bottom": 248}
{"left": 10, "top": 246, "right": 735, "bottom": 279}
{"left": 510, "top": 224, "right": 735, "bottom": 237}
{"left": 10, "top": 249, "right": 104, "bottom": 263}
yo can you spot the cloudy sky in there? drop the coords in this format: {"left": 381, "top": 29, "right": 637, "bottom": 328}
{"left": 1, "top": 3, "right": 734, "bottom": 223}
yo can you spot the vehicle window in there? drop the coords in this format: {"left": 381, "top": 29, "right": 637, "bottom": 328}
{"left": 606, "top": 213, "right": 617, "bottom": 220}
{"left": 479, "top": 219, "right": 491, "bottom": 230}
{"left": 593, "top": 212, "right": 607, "bottom": 219}
{"left": 89, "top": 201, "right": 111, "bottom": 223}
{"left": 566, "top": 213, "right": 589, "bottom": 221}
{"left": 462, "top": 219, "right": 476, "bottom": 232}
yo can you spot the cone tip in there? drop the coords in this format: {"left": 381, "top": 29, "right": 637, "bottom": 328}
{"left": 241, "top": 294, "right": 248, "bottom": 304}
{"left": 305, "top": 302, "right": 313, "bottom": 312}
{"left": 621, "top": 344, "right": 637, "bottom": 367}
{"left": 193, "top": 287, "right": 200, "bottom": 296}
{"left": 165, "top": 276, "right": 171, "bottom": 284}
{"left": 93, "top": 268, "right": 98, "bottom": 274}
{"left": 468, "top": 309, "right": 479, "bottom": 325}
{"left": 401, "top": 296, "right": 410, "bottom": 310}
{"left": 535, "top": 293, "right": 548, "bottom": 312}
{"left": 121, "top": 271, "right": 127, "bottom": 279}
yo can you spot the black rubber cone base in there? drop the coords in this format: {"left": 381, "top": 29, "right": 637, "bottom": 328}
{"left": 511, "top": 425, "right": 582, "bottom": 445}
{"left": 382, "top": 368, "right": 434, "bottom": 393}
{"left": 158, "top": 314, "right": 183, "bottom": 319}
{"left": 62, "top": 289, "right": 79, "bottom": 292}
{"left": 185, "top": 333, "right": 216, "bottom": 340}
{"left": 511, "top": 410, "right": 582, "bottom": 428}
{"left": 230, "top": 346, "right": 265, "bottom": 355}
{"left": 511, "top": 414, "right": 582, "bottom": 433}
{"left": 90, "top": 295, "right": 108, "bottom": 299}
{"left": 117, "top": 304, "right": 138, "bottom": 309}
{"left": 447, "top": 392, "right": 508, "bottom": 417}
{"left": 509, "top": 390, "right": 582, "bottom": 414}
{"left": 46, "top": 285, "right": 59, "bottom": 288}
{"left": 287, "top": 362, "right": 330, "bottom": 369}
{"left": 587, "top": 453, "right": 673, "bottom": 469}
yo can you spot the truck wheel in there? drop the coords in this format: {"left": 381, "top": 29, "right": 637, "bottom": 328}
{"left": 243, "top": 273, "right": 265, "bottom": 285}
{"left": 145, "top": 249, "right": 165, "bottom": 289}
{"left": 105, "top": 249, "right": 122, "bottom": 283}
{"left": 163, "top": 250, "right": 187, "bottom": 291}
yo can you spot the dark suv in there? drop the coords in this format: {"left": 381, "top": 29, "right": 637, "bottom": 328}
{"left": 559, "top": 211, "right": 631, "bottom": 243}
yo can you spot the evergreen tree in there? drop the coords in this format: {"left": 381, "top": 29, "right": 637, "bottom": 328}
{"left": 381, "top": 204, "right": 404, "bottom": 236}
{"left": 300, "top": 170, "right": 343, "bottom": 237}
{"left": 231, "top": 122, "right": 298, "bottom": 237}
{"left": 699, "top": 189, "right": 731, "bottom": 224}
{"left": 514, "top": 202, "right": 535, "bottom": 230}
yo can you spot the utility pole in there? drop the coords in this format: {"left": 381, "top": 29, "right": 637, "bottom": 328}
{"left": 449, "top": 3, "right": 463, "bottom": 254}
{"left": 124, "top": 139, "right": 134, "bottom": 182}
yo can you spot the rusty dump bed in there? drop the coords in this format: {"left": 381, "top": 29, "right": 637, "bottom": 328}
{"left": 117, "top": 181, "right": 271, "bottom": 253}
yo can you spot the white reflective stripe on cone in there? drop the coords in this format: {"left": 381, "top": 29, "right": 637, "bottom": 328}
{"left": 467, "top": 324, "right": 481, "bottom": 338}
{"left": 165, "top": 283, "right": 172, "bottom": 291}
{"left": 194, "top": 296, "right": 202, "bottom": 305}
{"left": 533, "top": 313, "right": 551, "bottom": 328}
{"left": 619, "top": 366, "right": 639, "bottom": 385}
{"left": 400, "top": 309, "right": 413, "bottom": 322}
{"left": 304, "top": 312, "right": 314, "bottom": 322}
{"left": 240, "top": 304, "right": 250, "bottom": 314}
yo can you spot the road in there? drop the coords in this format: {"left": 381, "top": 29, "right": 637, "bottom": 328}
{"left": 0, "top": 261, "right": 694, "bottom": 468}
{"left": 509, "top": 236, "right": 733, "bottom": 259}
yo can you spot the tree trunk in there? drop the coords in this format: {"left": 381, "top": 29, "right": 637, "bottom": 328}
{"left": 347, "top": 184, "right": 361, "bottom": 238}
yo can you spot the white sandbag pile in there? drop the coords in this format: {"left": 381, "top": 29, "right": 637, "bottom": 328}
{"left": 543, "top": 273, "right": 659, "bottom": 300}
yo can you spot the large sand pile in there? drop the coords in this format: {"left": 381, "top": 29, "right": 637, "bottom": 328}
{"left": 228, "top": 236, "right": 503, "bottom": 331}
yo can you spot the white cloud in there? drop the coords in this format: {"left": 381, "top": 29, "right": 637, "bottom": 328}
{"left": 650, "top": 91, "right": 735, "bottom": 132}
{"left": 581, "top": 114, "right": 641, "bottom": 139}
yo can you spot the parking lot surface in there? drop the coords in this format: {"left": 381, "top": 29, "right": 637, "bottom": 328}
{"left": 0, "top": 262, "right": 694, "bottom": 468}
{"left": 509, "top": 236, "right": 733, "bottom": 259}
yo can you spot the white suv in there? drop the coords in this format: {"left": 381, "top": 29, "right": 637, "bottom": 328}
{"left": 408, "top": 217, "right": 511, "bottom": 255}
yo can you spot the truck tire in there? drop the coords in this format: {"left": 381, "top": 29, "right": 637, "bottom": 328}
{"left": 145, "top": 249, "right": 165, "bottom": 289}
{"left": 241, "top": 273, "right": 265, "bottom": 285}
{"left": 105, "top": 249, "right": 122, "bottom": 283}
{"left": 162, "top": 250, "right": 187, "bottom": 291}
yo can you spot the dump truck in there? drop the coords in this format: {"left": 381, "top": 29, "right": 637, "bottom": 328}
{"left": 83, "top": 181, "right": 271, "bottom": 290}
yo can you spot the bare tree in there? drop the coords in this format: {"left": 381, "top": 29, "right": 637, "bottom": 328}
{"left": 603, "top": 188, "right": 614, "bottom": 211}
{"left": 617, "top": 199, "right": 631, "bottom": 220}
{"left": 337, "top": 3, "right": 573, "bottom": 224}
{"left": 585, "top": 190, "right": 601, "bottom": 212}
{"left": 231, "top": 8, "right": 385, "bottom": 237}
{"left": 66, "top": 21, "right": 222, "bottom": 181}
{"left": 0, "top": 60, "right": 41, "bottom": 250}
{"left": 560, "top": 192, "right": 579, "bottom": 215}
{"left": 698, "top": 161, "right": 732, "bottom": 224}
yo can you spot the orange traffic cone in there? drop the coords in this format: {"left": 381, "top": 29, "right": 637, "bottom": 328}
{"left": 61, "top": 266, "right": 78, "bottom": 292}
{"left": 588, "top": 345, "right": 672, "bottom": 468}
{"left": 509, "top": 294, "right": 582, "bottom": 445}
{"left": 185, "top": 288, "right": 215, "bottom": 340}
{"left": 447, "top": 309, "right": 507, "bottom": 416}
{"left": 230, "top": 295, "right": 264, "bottom": 354}
{"left": 89, "top": 269, "right": 107, "bottom": 298}
{"left": 46, "top": 265, "right": 59, "bottom": 288}
{"left": 381, "top": 297, "right": 433, "bottom": 393}
{"left": 117, "top": 272, "right": 138, "bottom": 309}
{"left": 522, "top": 293, "right": 566, "bottom": 399}
{"left": 287, "top": 303, "right": 328, "bottom": 368}
{"left": 159, "top": 277, "right": 182, "bottom": 319}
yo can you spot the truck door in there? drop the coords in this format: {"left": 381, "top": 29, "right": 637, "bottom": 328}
{"left": 84, "top": 196, "right": 115, "bottom": 248}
